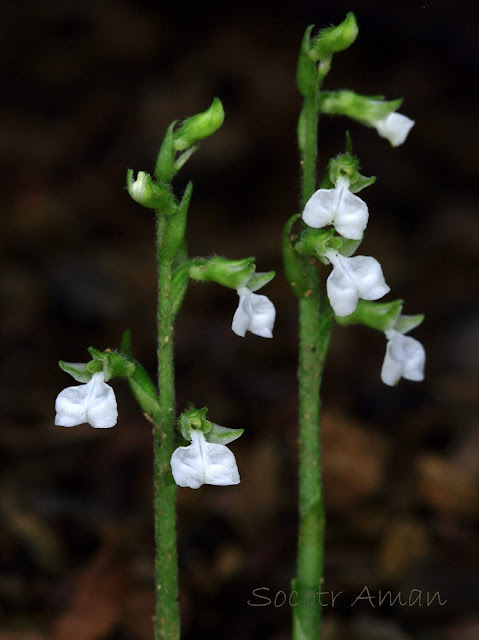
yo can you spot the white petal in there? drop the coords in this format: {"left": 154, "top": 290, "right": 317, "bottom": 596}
{"left": 334, "top": 189, "right": 369, "bottom": 240}
{"left": 302, "top": 188, "right": 337, "bottom": 228}
{"left": 54, "top": 372, "right": 117, "bottom": 428}
{"left": 347, "top": 256, "right": 390, "bottom": 301}
{"left": 374, "top": 113, "right": 415, "bottom": 147}
{"left": 326, "top": 261, "right": 359, "bottom": 317}
{"left": 55, "top": 385, "right": 88, "bottom": 427}
{"left": 85, "top": 373, "right": 118, "bottom": 428}
{"left": 170, "top": 430, "right": 240, "bottom": 489}
{"left": 232, "top": 289, "right": 276, "bottom": 338}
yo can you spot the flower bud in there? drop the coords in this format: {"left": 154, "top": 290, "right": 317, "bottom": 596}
{"left": 189, "top": 256, "right": 256, "bottom": 290}
{"left": 320, "top": 90, "right": 402, "bottom": 122}
{"left": 309, "top": 13, "right": 358, "bottom": 61}
{"left": 126, "top": 170, "right": 177, "bottom": 214}
{"left": 173, "top": 98, "right": 225, "bottom": 151}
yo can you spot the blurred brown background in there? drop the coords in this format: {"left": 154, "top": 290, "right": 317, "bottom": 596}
{"left": 1, "top": 0, "right": 478, "bottom": 638}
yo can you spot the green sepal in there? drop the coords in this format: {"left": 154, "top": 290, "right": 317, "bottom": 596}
{"left": 296, "top": 26, "right": 317, "bottom": 98}
{"left": 86, "top": 347, "right": 135, "bottom": 380}
{"left": 171, "top": 262, "right": 190, "bottom": 317}
{"left": 336, "top": 299, "right": 404, "bottom": 331}
{"left": 120, "top": 329, "right": 132, "bottom": 355}
{"left": 282, "top": 214, "right": 314, "bottom": 299}
{"left": 309, "top": 12, "right": 358, "bottom": 61}
{"left": 154, "top": 121, "right": 176, "bottom": 184}
{"left": 319, "top": 90, "right": 402, "bottom": 123}
{"left": 173, "top": 98, "right": 225, "bottom": 151}
{"left": 58, "top": 361, "right": 94, "bottom": 383}
{"left": 247, "top": 271, "right": 275, "bottom": 292}
{"left": 126, "top": 169, "right": 177, "bottom": 215}
{"left": 349, "top": 174, "right": 376, "bottom": 194}
{"left": 327, "top": 152, "right": 376, "bottom": 193}
{"left": 204, "top": 423, "right": 244, "bottom": 445}
{"left": 179, "top": 406, "right": 211, "bottom": 441}
{"left": 394, "top": 314, "right": 425, "bottom": 334}
{"left": 162, "top": 181, "right": 193, "bottom": 262}
{"left": 188, "top": 256, "right": 256, "bottom": 290}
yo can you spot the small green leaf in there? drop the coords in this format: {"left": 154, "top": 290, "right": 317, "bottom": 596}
{"left": 296, "top": 26, "right": 317, "bottom": 98}
{"left": 171, "top": 262, "right": 190, "bottom": 318}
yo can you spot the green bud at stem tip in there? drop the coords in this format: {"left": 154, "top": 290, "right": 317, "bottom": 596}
{"left": 173, "top": 98, "right": 225, "bottom": 152}
{"left": 309, "top": 13, "right": 358, "bottom": 61}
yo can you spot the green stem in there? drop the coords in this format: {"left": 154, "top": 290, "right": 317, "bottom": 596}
{"left": 153, "top": 214, "right": 180, "bottom": 640}
{"left": 293, "top": 87, "right": 333, "bottom": 640}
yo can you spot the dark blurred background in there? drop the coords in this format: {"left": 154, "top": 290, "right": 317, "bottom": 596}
{"left": 1, "top": 0, "right": 478, "bottom": 638}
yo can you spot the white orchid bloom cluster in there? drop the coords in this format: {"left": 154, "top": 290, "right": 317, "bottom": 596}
{"left": 301, "top": 162, "right": 425, "bottom": 385}
{"left": 55, "top": 370, "right": 118, "bottom": 429}
{"left": 170, "top": 407, "right": 243, "bottom": 489}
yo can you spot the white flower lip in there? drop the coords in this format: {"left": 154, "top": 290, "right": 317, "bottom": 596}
{"left": 232, "top": 287, "right": 276, "bottom": 338}
{"left": 170, "top": 430, "right": 240, "bottom": 489}
{"left": 326, "top": 251, "right": 390, "bottom": 317}
{"left": 381, "top": 330, "right": 425, "bottom": 386}
{"left": 373, "top": 112, "right": 415, "bottom": 147}
{"left": 130, "top": 171, "right": 147, "bottom": 199}
{"left": 55, "top": 371, "right": 118, "bottom": 429}
{"left": 302, "top": 176, "right": 369, "bottom": 240}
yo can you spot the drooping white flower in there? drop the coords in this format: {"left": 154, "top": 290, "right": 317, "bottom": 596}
{"left": 302, "top": 176, "right": 369, "bottom": 240}
{"left": 381, "top": 329, "right": 425, "bottom": 386}
{"left": 372, "top": 112, "right": 415, "bottom": 147}
{"left": 55, "top": 371, "right": 118, "bottom": 428}
{"left": 171, "top": 429, "right": 240, "bottom": 489}
{"left": 326, "top": 250, "right": 390, "bottom": 317}
{"left": 232, "top": 286, "right": 276, "bottom": 338}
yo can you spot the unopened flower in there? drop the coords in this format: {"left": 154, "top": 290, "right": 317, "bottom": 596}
{"left": 55, "top": 371, "right": 118, "bottom": 429}
{"left": 302, "top": 175, "right": 368, "bottom": 240}
{"left": 372, "top": 112, "right": 415, "bottom": 147}
{"left": 381, "top": 329, "right": 425, "bottom": 386}
{"left": 326, "top": 250, "right": 390, "bottom": 317}
{"left": 232, "top": 286, "right": 276, "bottom": 338}
{"left": 170, "top": 429, "right": 240, "bottom": 489}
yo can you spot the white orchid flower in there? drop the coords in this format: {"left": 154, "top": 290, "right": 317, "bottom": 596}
{"left": 232, "top": 286, "right": 276, "bottom": 338}
{"left": 326, "top": 250, "right": 390, "bottom": 317}
{"left": 171, "top": 430, "right": 240, "bottom": 489}
{"left": 372, "top": 112, "right": 415, "bottom": 147}
{"left": 55, "top": 371, "right": 118, "bottom": 429}
{"left": 381, "top": 329, "right": 425, "bottom": 386}
{"left": 302, "top": 175, "right": 369, "bottom": 240}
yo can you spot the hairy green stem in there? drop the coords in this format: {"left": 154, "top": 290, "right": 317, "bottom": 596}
{"left": 293, "top": 89, "right": 333, "bottom": 640}
{"left": 154, "top": 215, "right": 180, "bottom": 640}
